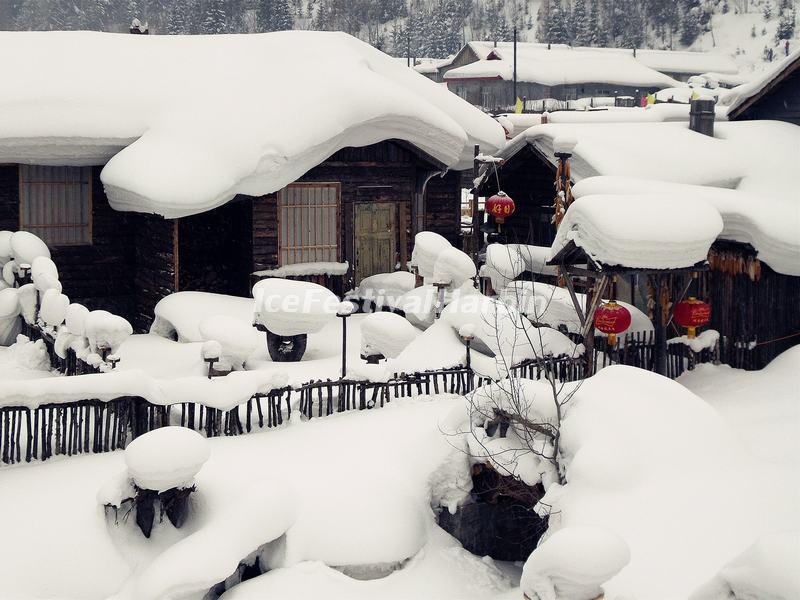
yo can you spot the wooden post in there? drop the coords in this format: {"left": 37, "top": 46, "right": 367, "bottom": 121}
{"left": 471, "top": 145, "right": 480, "bottom": 260}
{"left": 653, "top": 274, "right": 668, "bottom": 376}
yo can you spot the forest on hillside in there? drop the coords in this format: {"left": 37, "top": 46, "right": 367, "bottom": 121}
{"left": 0, "top": 0, "right": 795, "bottom": 59}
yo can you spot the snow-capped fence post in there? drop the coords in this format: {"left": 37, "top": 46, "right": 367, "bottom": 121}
{"left": 337, "top": 302, "right": 356, "bottom": 379}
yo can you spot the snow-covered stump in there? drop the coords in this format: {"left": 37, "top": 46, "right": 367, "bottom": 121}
{"left": 252, "top": 279, "right": 338, "bottom": 363}
{"left": 100, "top": 427, "right": 210, "bottom": 538}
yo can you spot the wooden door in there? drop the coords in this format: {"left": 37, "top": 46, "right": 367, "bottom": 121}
{"left": 354, "top": 203, "right": 396, "bottom": 284}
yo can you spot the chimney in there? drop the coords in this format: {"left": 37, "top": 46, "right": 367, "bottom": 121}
{"left": 689, "top": 98, "right": 716, "bottom": 137}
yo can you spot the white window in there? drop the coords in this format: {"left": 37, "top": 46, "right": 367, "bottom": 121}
{"left": 278, "top": 183, "right": 339, "bottom": 265}
{"left": 19, "top": 165, "right": 92, "bottom": 246}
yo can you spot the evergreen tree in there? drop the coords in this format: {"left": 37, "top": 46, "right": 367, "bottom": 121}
{"left": 537, "top": 0, "right": 551, "bottom": 42}
{"left": 680, "top": 2, "right": 703, "bottom": 45}
{"left": 776, "top": 0, "right": 796, "bottom": 40}
{"left": 583, "top": 0, "right": 601, "bottom": 46}
{"left": 257, "top": 0, "right": 293, "bottom": 31}
{"left": 202, "top": 0, "right": 226, "bottom": 33}
{"left": 572, "top": 0, "right": 590, "bottom": 46}
{"left": 167, "top": 0, "right": 191, "bottom": 33}
{"left": 763, "top": 1, "right": 772, "bottom": 20}
{"left": 547, "top": 2, "right": 570, "bottom": 44}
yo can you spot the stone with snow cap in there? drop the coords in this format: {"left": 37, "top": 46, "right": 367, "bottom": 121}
{"left": 125, "top": 426, "right": 210, "bottom": 492}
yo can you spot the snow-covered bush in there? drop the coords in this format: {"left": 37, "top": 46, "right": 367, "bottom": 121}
{"left": 65, "top": 303, "right": 89, "bottom": 337}
{"left": 10, "top": 231, "right": 50, "bottom": 266}
{"left": 0, "top": 287, "right": 21, "bottom": 346}
{"left": 17, "top": 284, "right": 37, "bottom": 324}
{"left": 521, "top": 526, "right": 630, "bottom": 600}
{"left": 4, "top": 334, "right": 50, "bottom": 372}
{"left": 198, "top": 315, "right": 258, "bottom": 369}
{"left": 252, "top": 278, "right": 338, "bottom": 336}
{"left": 125, "top": 426, "right": 210, "bottom": 493}
{"left": 410, "top": 231, "right": 451, "bottom": 280}
{"left": 39, "top": 289, "right": 69, "bottom": 329}
{"left": 433, "top": 247, "right": 476, "bottom": 287}
{"left": 84, "top": 310, "right": 133, "bottom": 355}
{"left": 31, "top": 256, "right": 61, "bottom": 294}
{"left": 360, "top": 312, "right": 418, "bottom": 359}
{"left": 2, "top": 260, "right": 16, "bottom": 286}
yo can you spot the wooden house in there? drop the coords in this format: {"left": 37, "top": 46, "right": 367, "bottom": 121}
{"left": 724, "top": 49, "right": 800, "bottom": 125}
{"left": 438, "top": 42, "right": 738, "bottom": 111}
{"left": 477, "top": 109, "right": 800, "bottom": 369}
{"left": 0, "top": 31, "right": 504, "bottom": 332}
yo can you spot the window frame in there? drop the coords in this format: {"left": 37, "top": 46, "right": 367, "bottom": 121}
{"left": 18, "top": 165, "right": 93, "bottom": 247}
{"left": 276, "top": 182, "right": 341, "bottom": 266}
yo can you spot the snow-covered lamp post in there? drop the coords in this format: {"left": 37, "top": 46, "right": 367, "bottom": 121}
{"left": 458, "top": 324, "right": 475, "bottom": 389}
{"left": 553, "top": 136, "right": 577, "bottom": 230}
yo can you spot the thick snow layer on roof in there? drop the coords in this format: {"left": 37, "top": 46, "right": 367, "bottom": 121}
{"left": 461, "top": 42, "right": 738, "bottom": 77}
{"left": 0, "top": 31, "right": 503, "bottom": 218}
{"left": 444, "top": 47, "right": 678, "bottom": 88}
{"left": 721, "top": 48, "right": 800, "bottom": 114}
{"left": 574, "top": 176, "right": 800, "bottom": 277}
{"left": 498, "top": 120, "right": 800, "bottom": 274}
{"left": 551, "top": 194, "right": 723, "bottom": 269}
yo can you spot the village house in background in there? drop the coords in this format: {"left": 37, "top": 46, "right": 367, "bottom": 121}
{"left": 422, "top": 41, "right": 739, "bottom": 111}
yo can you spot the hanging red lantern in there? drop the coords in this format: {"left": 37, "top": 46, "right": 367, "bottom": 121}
{"left": 485, "top": 191, "right": 516, "bottom": 224}
{"left": 594, "top": 301, "right": 632, "bottom": 346}
{"left": 673, "top": 297, "right": 711, "bottom": 339}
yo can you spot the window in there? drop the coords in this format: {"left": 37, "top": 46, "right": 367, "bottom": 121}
{"left": 19, "top": 165, "right": 92, "bottom": 246}
{"left": 278, "top": 183, "right": 339, "bottom": 265}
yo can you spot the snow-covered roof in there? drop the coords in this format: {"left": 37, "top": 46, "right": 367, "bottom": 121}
{"left": 550, "top": 194, "right": 723, "bottom": 270}
{"left": 444, "top": 46, "right": 678, "bottom": 88}
{"left": 492, "top": 120, "right": 800, "bottom": 275}
{"left": 412, "top": 57, "right": 452, "bottom": 74}
{"left": 721, "top": 48, "right": 800, "bottom": 117}
{"left": 0, "top": 31, "right": 504, "bottom": 218}
{"left": 447, "top": 41, "right": 738, "bottom": 80}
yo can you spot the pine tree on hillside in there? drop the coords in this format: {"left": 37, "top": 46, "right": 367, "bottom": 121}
{"left": 547, "top": 2, "right": 570, "bottom": 44}
{"left": 619, "top": 0, "right": 645, "bottom": 48}
{"left": 202, "top": 0, "right": 226, "bottom": 33}
{"left": 583, "top": 0, "right": 600, "bottom": 46}
{"left": 257, "top": 0, "right": 293, "bottom": 31}
{"left": 167, "top": 0, "right": 191, "bottom": 33}
{"left": 572, "top": 0, "right": 590, "bottom": 46}
{"left": 776, "top": 0, "right": 796, "bottom": 40}
{"left": 680, "top": 3, "right": 703, "bottom": 45}
{"left": 763, "top": 1, "right": 773, "bottom": 20}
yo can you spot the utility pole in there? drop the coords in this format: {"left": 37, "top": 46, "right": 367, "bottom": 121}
{"left": 471, "top": 145, "right": 481, "bottom": 260}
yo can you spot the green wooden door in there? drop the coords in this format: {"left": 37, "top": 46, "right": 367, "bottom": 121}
{"left": 354, "top": 203, "right": 396, "bottom": 284}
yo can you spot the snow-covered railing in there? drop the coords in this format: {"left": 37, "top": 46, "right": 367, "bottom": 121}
{"left": 0, "top": 355, "right": 586, "bottom": 466}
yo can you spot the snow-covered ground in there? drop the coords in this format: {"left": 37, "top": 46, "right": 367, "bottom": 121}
{"left": 1, "top": 345, "right": 797, "bottom": 599}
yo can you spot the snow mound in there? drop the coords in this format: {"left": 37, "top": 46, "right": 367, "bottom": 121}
{"left": 0, "top": 31, "right": 503, "bottom": 218}
{"left": 351, "top": 271, "right": 417, "bottom": 310}
{"left": 521, "top": 526, "right": 631, "bottom": 600}
{"left": 30, "top": 256, "right": 60, "bottom": 294}
{"left": 198, "top": 314, "right": 260, "bottom": 368}
{"left": 483, "top": 243, "right": 556, "bottom": 290}
{"left": 0, "top": 288, "right": 20, "bottom": 346}
{"left": 84, "top": 310, "right": 133, "bottom": 354}
{"left": 433, "top": 247, "right": 476, "bottom": 287}
{"left": 253, "top": 278, "right": 339, "bottom": 337}
{"left": 0, "top": 230, "right": 12, "bottom": 263}
{"left": 411, "top": 232, "right": 452, "bottom": 279}
{"left": 689, "top": 531, "right": 800, "bottom": 600}
{"left": 360, "top": 312, "right": 419, "bottom": 359}
{"left": 551, "top": 194, "right": 723, "bottom": 269}
{"left": 124, "top": 426, "right": 210, "bottom": 492}
{"left": 152, "top": 291, "right": 255, "bottom": 343}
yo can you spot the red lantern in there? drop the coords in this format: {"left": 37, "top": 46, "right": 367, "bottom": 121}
{"left": 673, "top": 297, "right": 711, "bottom": 339}
{"left": 594, "top": 301, "right": 632, "bottom": 346}
{"left": 485, "top": 191, "right": 516, "bottom": 224}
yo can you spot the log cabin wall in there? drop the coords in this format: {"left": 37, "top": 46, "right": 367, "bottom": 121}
{"left": 424, "top": 170, "right": 462, "bottom": 247}
{"left": 0, "top": 165, "right": 137, "bottom": 321}
{"left": 480, "top": 145, "right": 558, "bottom": 246}
{"left": 701, "top": 243, "right": 800, "bottom": 369}
{"left": 250, "top": 140, "right": 456, "bottom": 292}
{"left": 130, "top": 214, "right": 177, "bottom": 333}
